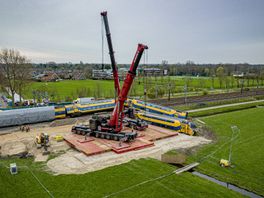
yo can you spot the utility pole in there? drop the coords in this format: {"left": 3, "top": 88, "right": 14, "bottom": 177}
{"left": 168, "top": 76, "right": 171, "bottom": 101}
{"left": 184, "top": 79, "right": 187, "bottom": 105}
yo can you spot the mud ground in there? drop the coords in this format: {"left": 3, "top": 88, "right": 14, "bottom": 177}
{"left": 0, "top": 116, "right": 211, "bottom": 174}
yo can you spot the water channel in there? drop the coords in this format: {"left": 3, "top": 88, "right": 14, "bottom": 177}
{"left": 192, "top": 171, "right": 263, "bottom": 198}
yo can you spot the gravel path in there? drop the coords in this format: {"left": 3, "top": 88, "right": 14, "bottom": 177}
{"left": 187, "top": 99, "right": 264, "bottom": 113}
{"left": 47, "top": 134, "right": 211, "bottom": 175}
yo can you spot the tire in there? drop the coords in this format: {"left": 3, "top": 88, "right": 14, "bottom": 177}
{"left": 106, "top": 135, "right": 110, "bottom": 140}
{"left": 114, "top": 136, "right": 118, "bottom": 141}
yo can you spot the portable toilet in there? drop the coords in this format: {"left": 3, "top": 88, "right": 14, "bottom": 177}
{"left": 10, "top": 163, "right": 17, "bottom": 175}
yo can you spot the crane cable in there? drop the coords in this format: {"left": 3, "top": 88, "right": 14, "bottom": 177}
{"left": 143, "top": 49, "right": 148, "bottom": 113}
{"left": 101, "top": 15, "right": 104, "bottom": 71}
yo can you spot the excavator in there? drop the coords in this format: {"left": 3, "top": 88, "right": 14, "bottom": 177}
{"left": 71, "top": 12, "right": 148, "bottom": 141}
{"left": 35, "top": 133, "right": 50, "bottom": 155}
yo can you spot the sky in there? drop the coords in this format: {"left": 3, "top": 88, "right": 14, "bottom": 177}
{"left": 0, "top": 0, "right": 264, "bottom": 64}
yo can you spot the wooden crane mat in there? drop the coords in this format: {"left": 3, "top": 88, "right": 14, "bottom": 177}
{"left": 64, "top": 125, "right": 178, "bottom": 156}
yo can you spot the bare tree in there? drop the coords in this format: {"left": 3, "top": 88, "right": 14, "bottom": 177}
{"left": 16, "top": 56, "right": 31, "bottom": 103}
{"left": 0, "top": 49, "right": 31, "bottom": 106}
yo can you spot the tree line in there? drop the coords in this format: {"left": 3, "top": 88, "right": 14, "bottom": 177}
{"left": 0, "top": 49, "right": 32, "bottom": 106}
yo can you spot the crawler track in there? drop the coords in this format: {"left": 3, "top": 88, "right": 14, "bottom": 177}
{"left": 148, "top": 88, "right": 264, "bottom": 107}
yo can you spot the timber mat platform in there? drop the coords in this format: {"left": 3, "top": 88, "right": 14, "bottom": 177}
{"left": 64, "top": 125, "right": 178, "bottom": 156}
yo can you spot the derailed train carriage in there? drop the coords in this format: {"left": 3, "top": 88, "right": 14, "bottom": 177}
{"left": 1, "top": 99, "right": 193, "bottom": 136}
{"left": 129, "top": 99, "right": 188, "bottom": 119}
{"left": 54, "top": 99, "right": 115, "bottom": 119}
{"left": 136, "top": 112, "right": 195, "bottom": 136}
{"left": 54, "top": 99, "right": 188, "bottom": 119}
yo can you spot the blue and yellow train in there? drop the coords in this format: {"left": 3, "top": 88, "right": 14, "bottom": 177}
{"left": 55, "top": 98, "right": 192, "bottom": 135}
{"left": 136, "top": 112, "right": 195, "bottom": 136}
{"left": 129, "top": 99, "right": 188, "bottom": 119}
{"left": 1, "top": 98, "right": 192, "bottom": 133}
{"left": 54, "top": 98, "right": 188, "bottom": 120}
{"left": 54, "top": 99, "right": 115, "bottom": 119}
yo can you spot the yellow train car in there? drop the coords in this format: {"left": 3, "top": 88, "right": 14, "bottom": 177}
{"left": 136, "top": 112, "right": 194, "bottom": 136}
{"left": 65, "top": 99, "right": 115, "bottom": 117}
{"left": 131, "top": 99, "right": 188, "bottom": 119}
{"left": 54, "top": 106, "right": 66, "bottom": 119}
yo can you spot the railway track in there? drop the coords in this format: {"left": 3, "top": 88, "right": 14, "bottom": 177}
{"left": 148, "top": 88, "right": 264, "bottom": 107}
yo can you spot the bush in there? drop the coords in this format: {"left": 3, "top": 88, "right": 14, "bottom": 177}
{"left": 202, "top": 89, "right": 208, "bottom": 95}
{"left": 147, "top": 87, "right": 165, "bottom": 99}
{"left": 147, "top": 87, "right": 156, "bottom": 99}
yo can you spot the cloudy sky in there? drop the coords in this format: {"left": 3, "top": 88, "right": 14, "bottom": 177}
{"left": 0, "top": 0, "right": 263, "bottom": 64}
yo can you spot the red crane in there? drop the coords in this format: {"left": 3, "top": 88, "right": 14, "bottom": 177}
{"left": 71, "top": 12, "right": 148, "bottom": 141}
{"left": 72, "top": 44, "right": 148, "bottom": 141}
{"left": 100, "top": 11, "right": 120, "bottom": 97}
{"left": 109, "top": 44, "right": 148, "bottom": 132}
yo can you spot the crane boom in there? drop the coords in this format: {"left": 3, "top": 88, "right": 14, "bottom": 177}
{"left": 101, "top": 11, "right": 120, "bottom": 96}
{"left": 109, "top": 43, "right": 148, "bottom": 132}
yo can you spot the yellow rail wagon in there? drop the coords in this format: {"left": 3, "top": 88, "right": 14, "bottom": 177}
{"left": 65, "top": 99, "right": 115, "bottom": 117}
{"left": 136, "top": 112, "right": 194, "bottom": 136}
{"left": 130, "top": 99, "right": 188, "bottom": 119}
{"left": 54, "top": 106, "right": 66, "bottom": 119}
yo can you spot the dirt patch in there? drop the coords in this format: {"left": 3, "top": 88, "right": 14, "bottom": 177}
{"left": 0, "top": 141, "right": 27, "bottom": 156}
{"left": 47, "top": 134, "right": 211, "bottom": 175}
{"left": 161, "top": 152, "right": 186, "bottom": 165}
{"left": 196, "top": 125, "right": 216, "bottom": 141}
{"left": 0, "top": 124, "right": 72, "bottom": 161}
{"left": 49, "top": 118, "right": 77, "bottom": 127}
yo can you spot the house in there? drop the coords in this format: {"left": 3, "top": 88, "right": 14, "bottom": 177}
{"left": 72, "top": 71, "right": 86, "bottom": 80}
{"left": 35, "top": 72, "right": 61, "bottom": 82}
{"left": 92, "top": 69, "right": 113, "bottom": 79}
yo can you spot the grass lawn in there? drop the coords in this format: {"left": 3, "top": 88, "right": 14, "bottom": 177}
{"left": 189, "top": 107, "right": 264, "bottom": 195}
{"left": 23, "top": 76, "right": 261, "bottom": 102}
{"left": 0, "top": 158, "right": 242, "bottom": 198}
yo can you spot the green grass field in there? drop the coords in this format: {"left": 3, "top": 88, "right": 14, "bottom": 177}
{"left": 188, "top": 101, "right": 264, "bottom": 117}
{"left": 189, "top": 108, "right": 264, "bottom": 195}
{"left": 0, "top": 158, "right": 242, "bottom": 198}
{"left": 23, "top": 76, "right": 261, "bottom": 102}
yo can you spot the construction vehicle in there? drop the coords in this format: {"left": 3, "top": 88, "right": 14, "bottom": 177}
{"left": 219, "top": 159, "right": 230, "bottom": 167}
{"left": 71, "top": 11, "right": 148, "bottom": 141}
{"left": 35, "top": 133, "right": 50, "bottom": 155}
{"left": 35, "top": 133, "right": 49, "bottom": 148}
{"left": 72, "top": 43, "right": 148, "bottom": 141}
{"left": 100, "top": 11, "right": 147, "bottom": 131}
